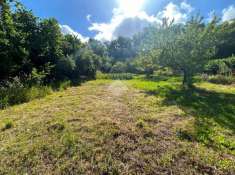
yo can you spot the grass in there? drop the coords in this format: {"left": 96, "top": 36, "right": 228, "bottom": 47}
{"left": 96, "top": 72, "right": 134, "bottom": 80}
{"left": 127, "top": 76, "right": 235, "bottom": 155}
{"left": 0, "top": 77, "right": 234, "bottom": 174}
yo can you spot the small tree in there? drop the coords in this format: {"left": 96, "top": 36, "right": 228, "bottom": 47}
{"left": 159, "top": 16, "right": 218, "bottom": 88}
{"left": 136, "top": 49, "right": 161, "bottom": 77}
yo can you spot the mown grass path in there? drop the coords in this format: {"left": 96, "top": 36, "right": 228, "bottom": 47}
{"left": 0, "top": 80, "right": 234, "bottom": 174}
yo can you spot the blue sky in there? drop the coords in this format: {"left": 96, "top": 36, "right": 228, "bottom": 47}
{"left": 20, "top": 0, "right": 235, "bottom": 41}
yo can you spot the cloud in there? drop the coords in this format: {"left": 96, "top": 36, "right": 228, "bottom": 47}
{"left": 86, "top": 14, "right": 92, "bottom": 22}
{"left": 113, "top": 17, "right": 153, "bottom": 38}
{"left": 88, "top": 1, "right": 193, "bottom": 41}
{"left": 180, "top": 1, "right": 194, "bottom": 13}
{"left": 222, "top": 5, "right": 235, "bottom": 22}
{"left": 157, "top": 2, "right": 193, "bottom": 24}
{"left": 60, "top": 25, "right": 89, "bottom": 42}
{"left": 89, "top": 11, "right": 157, "bottom": 41}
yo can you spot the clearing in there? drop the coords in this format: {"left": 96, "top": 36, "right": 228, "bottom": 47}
{"left": 0, "top": 78, "right": 235, "bottom": 174}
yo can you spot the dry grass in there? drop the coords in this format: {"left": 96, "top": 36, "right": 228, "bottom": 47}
{"left": 0, "top": 79, "right": 234, "bottom": 174}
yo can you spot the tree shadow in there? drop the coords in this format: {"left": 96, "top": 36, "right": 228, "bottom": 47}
{"left": 141, "top": 75, "right": 181, "bottom": 82}
{"left": 162, "top": 87, "right": 235, "bottom": 133}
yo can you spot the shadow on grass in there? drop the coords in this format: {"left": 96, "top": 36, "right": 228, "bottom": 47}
{"left": 141, "top": 75, "right": 182, "bottom": 83}
{"left": 163, "top": 87, "right": 235, "bottom": 133}
{"left": 140, "top": 78, "right": 235, "bottom": 133}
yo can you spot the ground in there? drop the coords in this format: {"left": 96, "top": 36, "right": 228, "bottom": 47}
{"left": 0, "top": 78, "right": 235, "bottom": 174}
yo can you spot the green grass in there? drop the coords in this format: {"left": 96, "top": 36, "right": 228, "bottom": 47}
{"left": 127, "top": 76, "right": 235, "bottom": 155}
{"left": 0, "top": 77, "right": 234, "bottom": 174}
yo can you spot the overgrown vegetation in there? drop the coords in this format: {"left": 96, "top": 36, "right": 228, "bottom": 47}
{"left": 1, "top": 0, "right": 235, "bottom": 174}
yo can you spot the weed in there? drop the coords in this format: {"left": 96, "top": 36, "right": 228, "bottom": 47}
{"left": 2, "top": 119, "right": 13, "bottom": 131}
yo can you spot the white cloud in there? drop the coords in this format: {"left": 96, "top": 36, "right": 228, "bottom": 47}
{"left": 180, "top": 1, "right": 194, "bottom": 13}
{"left": 86, "top": 14, "right": 92, "bottom": 22}
{"left": 222, "top": 5, "right": 235, "bottom": 22}
{"left": 60, "top": 25, "right": 89, "bottom": 42}
{"left": 157, "top": 2, "right": 193, "bottom": 24}
{"left": 88, "top": 1, "right": 193, "bottom": 41}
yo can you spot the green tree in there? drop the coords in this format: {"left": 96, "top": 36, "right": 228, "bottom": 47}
{"left": 135, "top": 49, "right": 161, "bottom": 77}
{"left": 62, "top": 34, "right": 83, "bottom": 56}
{"left": 110, "top": 62, "right": 127, "bottom": 73}
{"left": 108, "top": 36, "right": 136, "bottom": 61}
{"left": 0, "top": 0, "right": 17, "bottom": 79}
{"left": 216, "top": 19, "right": 235, "bottom": 58}
{"left": 88, "top": 38, "right": 107, "bottom": 57}
{"left": 74, "top": 48, "right": 97, "bottom": 79}
{"left": 159, "top": 17, "right": 218, "bottom": 88}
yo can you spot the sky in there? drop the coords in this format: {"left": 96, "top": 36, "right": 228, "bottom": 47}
{"left": 20, "top": 0, "right": 235, "bottom": 42}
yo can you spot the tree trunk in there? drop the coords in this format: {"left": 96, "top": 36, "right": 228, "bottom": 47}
{"left": 183, "top": 70, "right": 193, "bottom": 89}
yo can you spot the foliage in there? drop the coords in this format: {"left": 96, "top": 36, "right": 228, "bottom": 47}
{"left": 52, "top": 80, "right": 72, "bottom": 91}
{"left": 110, "top": 61, "right": 127, "bottom": 73}
{"left": 216, "top": 20, "right": 235, "bottom": 58}
{"left": 74, "top": 48, "right": 97, "bottom": 79}
{"left": 207, "top": 75, "right": 234, "bottom": 85}
{"left": 159, "top": 17, "right": 218, "bottom": 87}
{"left": 108, "top": 36, "right": 137, "bottom": 61}
{"left": 0, "top": 77, "right": 52, "bottom": 108}
{"left": 134, "top": 49, "right": 161, "bottom": 76}
{"left": 96, "top": 72, "right": 134, "bottom": 80}
{"left": 205, "top": 55, "right": 235, "bottom": 75}
{"left": 55, "top": 56, "right": 76, "bottom": 80}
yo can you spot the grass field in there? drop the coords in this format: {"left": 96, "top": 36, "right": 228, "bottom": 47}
{"left": 0, "top": 77, "right": 235, "bottom": 174}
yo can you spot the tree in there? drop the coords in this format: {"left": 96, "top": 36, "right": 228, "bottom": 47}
{"left": 88, "top": 38, "right": 107, "bottom": 57}
{"left": 216, "top": 19, "right": 235, "bottom": 58}
{"left": 13, "top": 5, "right": 39, "bottom": 75}
{"left": 135, "top": 49, "right": 161, "bottom": 77}
{"left": 62, "top": 34, "right": 83, "bottom": 56}
{"left": 108, "top": 36, "right": 136, "bottom": 61}
{"left": 55, "top": 56, "right": 76, "bottom": 80}
{"left": 158, "top": 17, "right": 218, "bottom": 88}
{"left": 74, "top": 48, "right": 97, "bottom": 79}
{"left": 32, "top": 18, "right": 63, "bottom": 82}
{"left": 0, "top": 0, "right": 17, "bottom": 79}
{"left": 110, "top": 62, "right": 127, "bottom": 73}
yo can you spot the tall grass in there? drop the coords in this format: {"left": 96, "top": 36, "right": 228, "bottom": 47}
{"left": 0, "top": 78, "right": 74, "bottom": 109}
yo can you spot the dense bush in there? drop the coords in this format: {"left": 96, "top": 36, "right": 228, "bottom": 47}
{"left": 110, "top": 62, "right": 127, "bottom": 73}
{"left": 56, "top": 56, "right": 76, "bottom": 80}
{"left": 205, "top": 56, "right": 235, "bottom": 75}
{"left": 51, "top": 80, "right": 72, "bottom": 91}
{"left": 74, "top": 49, "right": 97, "bottom": 79}
{"left": 0, "top": 77, "right": 53, "bottom": 109}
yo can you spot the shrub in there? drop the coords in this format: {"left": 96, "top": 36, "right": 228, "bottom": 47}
{"left": 0, "top": 77, "right": 53, "bottom": 109}
{"left": 0, "top": 77, "right": 28, "bottom": 105}
{"left": 205, "top": 56, "right": 235, "bottom": 75}
{"left": 0, "top": 96, "right": 9, "bottom": 109}
{"left": 56, "top": 56, "right": 76, "bottom": 80}
{"left": 74, "top": 48, "right": 97, "bottom": 79}
{"left": 52, "top": 80, "right": 72, "bottom": 91}
{"left": 26, "top": 86, "right": 52, "bottom": 101}
{"left": 110, "top": 62, "right": 127, "bottom": 73}
{"left": 208, "top": 75, "right": 234, "bottom": 85}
